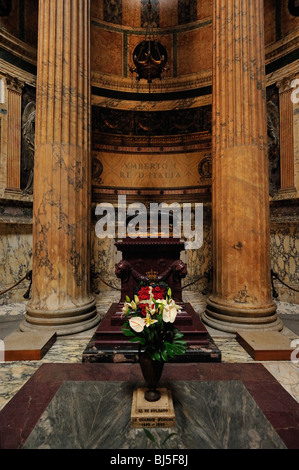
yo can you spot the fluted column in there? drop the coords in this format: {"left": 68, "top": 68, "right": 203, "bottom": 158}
{"left": 21, "top": 0, "right": 98, "bottom": 335}
{"left": 5, "top": 75, "right": 24, "bottom": 193}
{"left": 277, "top": 77, "right": 295, "bottom": 192}
{"left": 202, "top": 0, "right": 282, "bottom": 333}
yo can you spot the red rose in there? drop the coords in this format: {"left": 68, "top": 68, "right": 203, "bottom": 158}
{"left": 138, "top": 286, "right": 150, "bottom": 300}
{"left": 139, "top": 304, "right": 147, "bottom": 316}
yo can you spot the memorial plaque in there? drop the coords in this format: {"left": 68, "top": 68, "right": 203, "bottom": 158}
{"left": 131, "top": 388, "right": 175, "bottom": 428}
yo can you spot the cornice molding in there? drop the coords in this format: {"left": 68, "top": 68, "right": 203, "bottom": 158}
{"left": 91, "top": 70, "right": 212, "bottom": 94}
{"left": 265, "top": 26, "right": 299, "bottom": 64}
{"left": 0, "top": 28, "right": 37, "bottom": 65}
{"left": 91, "top": 16, "right": 212, "bottom": 35}
{"left": 266, "top": 59, "right": 299, "bottom": 88}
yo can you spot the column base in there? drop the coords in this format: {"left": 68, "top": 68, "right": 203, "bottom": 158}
{"left": 20, "top": 299, "right": 100, "bottom": 336}
{"left": 202, "top": 298, "right": 283, "bottom": 334}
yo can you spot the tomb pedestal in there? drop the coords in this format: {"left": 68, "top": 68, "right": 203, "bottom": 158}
{"left": 115, "top": 238, "right": 187, "bottom": 302}
{"left": 82, "top": 238, "right": 221, "bottom": 363}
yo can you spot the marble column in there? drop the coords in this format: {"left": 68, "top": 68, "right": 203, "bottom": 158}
{"left": 277, "top": 77, "right": 296, "bottom": 192}
{"left": 293, "top": 74, "right": 299, "bottom": 193}
{"left": 202, "top": 0, "right": 282, "bottom": 333}
{"left": 21, "top": 0, "right": 98, "bottom": 335}
{"left": 5, "top": 75, "right": 24, "bottom": 193}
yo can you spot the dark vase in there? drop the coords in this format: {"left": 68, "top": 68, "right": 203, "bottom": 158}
{"left": 139, "top": 352, "right": 164, "bottom": 402}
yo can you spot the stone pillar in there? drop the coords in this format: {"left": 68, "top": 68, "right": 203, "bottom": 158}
{"left": 21, "top": 0, "right": 98, "bottom": 335}
{"left": 293, "top": 74, "right": 299, "bottom": 194}
{"left": 5, "top": 75, "right": 23, "bottom": 193}
{"left": 277, "top": 77, "right": 296, "bottom": 192}
{"left": 202, "top": 0, "right": 282, "bottom": 333}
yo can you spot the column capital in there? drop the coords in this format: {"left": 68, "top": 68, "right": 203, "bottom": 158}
{"left": 5, "top": 74, "right": 24, "bottom": 94}
{"left": 276, "top": 73, "right": 299, "bottom": 94}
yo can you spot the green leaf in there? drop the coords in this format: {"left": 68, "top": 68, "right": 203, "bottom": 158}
{"left": 171, "top": 345, "right": 186, "bottom": 355}
{"left": 121, "top": 328, "right": 135, "bottom": 337}
{"left": 143, "top": 428, "right": 155, "bottom": 443}
{"left": 153, "top": 351, "right": 162, "bottom": 361}
{"left": 165, "top": 342, "right": 185, "bottom": 356}
{"left": 160, "top": 349, "right": 168, "bottom": 362}
{"left": 130, "top": 337, "right": 146, "bottom": 345}
{"left": 164, "top": 343, "right": 175, "bottom": 358}
{"left": 174, "top": 332, "right": 184, "bottom": 340}
{"left": 173, "top": 340, "right": 187, "bottom": 347}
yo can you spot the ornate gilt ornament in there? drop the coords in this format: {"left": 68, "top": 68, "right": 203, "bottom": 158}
{"left": 129, "top": 0, "right": 169, "bottom": 90}
{"left": 198, "top": 154, "right": 212, "bottom": 181}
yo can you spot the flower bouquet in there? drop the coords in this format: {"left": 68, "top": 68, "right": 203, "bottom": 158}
{"left": 121, "top": 283, "right": 187, "bottom": 362}
{"left": 122, "top": 283, "right": 187, "bottom": 401}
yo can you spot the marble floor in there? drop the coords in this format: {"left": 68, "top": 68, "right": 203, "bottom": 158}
{"left": 0, "top": 290, "right": 298, "bottom": 449}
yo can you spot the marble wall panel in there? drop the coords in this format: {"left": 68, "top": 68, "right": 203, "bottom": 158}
{"left": 122, "top": 0, "right": 141, "bottom": 28}
{"left": 0, "top": 223, "right": 32, "bottom": 304}
{"left": 178, "top": 0, "right": 197, "bottom": 25}
{"left": 185, "top": 214, "right": 212, "bottom": 293}
{"left": 177, "top": 24, "right": 212, "bottom": 75}
{"left": 196, "top": 0, "right": 212, "bottom": 20}
{"left": 91, "top": 227, "right": 121, "bottom": 293}
{"left": 91, "top": 27, "right": 123, "bottom": 77}
{"left": 281, "top": 0, "right": 299, "bottom": 37}
{"left": 264, "top": 0, "right": 277, "bottom": 45}
{"left": 91, "top": 0, "right": 103, "bottom": 20}
{"left": 159, "top": 0, "right": 178, "bottom": 27}
{"left": 0, "top": 218, "right": 297, "bottom": 304}
{"left": 270, "top": 222, "right": 299, "bottom": 304}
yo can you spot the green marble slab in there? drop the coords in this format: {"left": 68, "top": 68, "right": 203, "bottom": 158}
{"left": 23, "top": 380, "right": 286, "bottom": 449}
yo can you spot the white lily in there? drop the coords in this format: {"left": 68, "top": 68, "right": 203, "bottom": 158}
{"left": 149, "top": 305, "right": 156, "bottom": 316}
{"left": 130, "top": 300, "right": 137, "bottom": 311}
{"left": 121, "top": 303, "right": 130, "bottom": 317}
{"left": 144, "top": 313, "right": 158, "bottom": 327}
{"left": 155, "top": 298, "right": 167, "bottom": 315}
{"left": 162, "top": 299, "right": 181, "bottom": 323}
{"left": 129, "top": 316, "right": 145, "bottom": 333}
{"left": 134, "top": 295, "right": 140, "bottom": 305}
